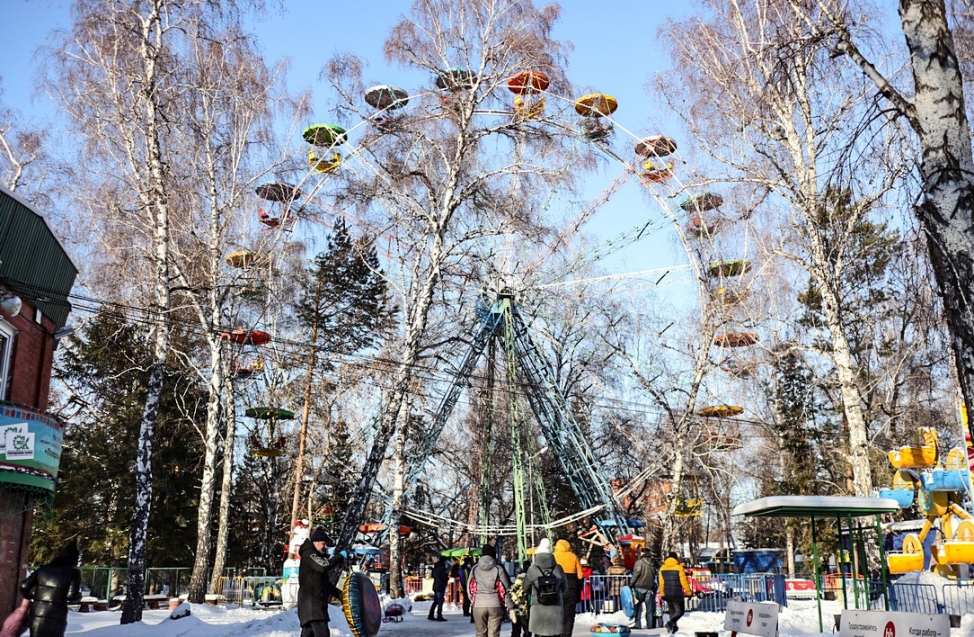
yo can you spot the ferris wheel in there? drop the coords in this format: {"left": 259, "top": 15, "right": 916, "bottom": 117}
{"left": 234, "top": 62, "right": 761, "bottom": 560}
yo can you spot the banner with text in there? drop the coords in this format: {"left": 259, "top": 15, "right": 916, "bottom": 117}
{"left": 839, "top": 609, "right": 949, "bottom": 637}
{"left": 724, "top": 600, "right": 778, "bottom": 637}
{"left": 0, "top": 404, "right": 65, "bottom": 492}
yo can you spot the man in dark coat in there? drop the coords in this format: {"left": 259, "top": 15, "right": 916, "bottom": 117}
{"left": 460, "top": 556, "right": 475, "bottom": 617}
{"left": 20, "top": 540, "right": 82, "bottom": 637}
{"left": 629, "top": 548, "right": 658, "bottom": 629}
{"left": 658, "top": 553, "right": 692, "bottom": 634}
{"left": 428, "top": 555, "right": 449, "bottom": 621}
{"left": 522, "top": 538, "right": 566, "bottom": 637}
{"left": 298, "top": 527, "right": 346, "bottom": 637}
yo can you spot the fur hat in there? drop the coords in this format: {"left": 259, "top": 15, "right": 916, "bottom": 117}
{"left": 536, "top": 538, "right": 551, "bottom": 554}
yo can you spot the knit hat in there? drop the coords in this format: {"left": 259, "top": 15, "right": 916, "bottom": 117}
{"left": 536, "top": 538, "right": 551, "bottom": 554}
{"left": 309, "top": 527, "right": 329, "bottom": 542}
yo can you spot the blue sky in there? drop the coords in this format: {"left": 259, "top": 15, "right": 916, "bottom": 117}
{"left": 2, "top": 0, "right": 700, "bottom": 289}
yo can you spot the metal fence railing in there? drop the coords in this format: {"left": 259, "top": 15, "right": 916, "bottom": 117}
{"left": 216, "top": 576, "right": 283, "bottom": 606}
{"left": 888, "top": 583, "right": 941, "bottom": 615}
{"left": 583, "top": 573, "right": 787, "bottom": 616}
{"left": 941, "top": 580, "right": 974, "bottom": 616}
{"left": 77, "top": 567, "right": 268, "bottom": 602}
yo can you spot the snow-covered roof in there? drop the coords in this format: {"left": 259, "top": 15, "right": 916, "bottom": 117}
{"left": 732, "top": 495, "right": 901, "bottom": 518}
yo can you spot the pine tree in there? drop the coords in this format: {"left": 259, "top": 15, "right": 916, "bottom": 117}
{"left": 286, "top": 217, "right": 395, "bottom": 537}
{"left": 37, "top": 312, "right": 204, "bottom": 566}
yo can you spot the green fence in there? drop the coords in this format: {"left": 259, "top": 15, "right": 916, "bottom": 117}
{"left": 78, "top": 567, "right": 267, "bottom": 602}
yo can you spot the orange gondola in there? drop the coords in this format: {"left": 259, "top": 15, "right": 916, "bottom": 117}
{"left": 697, "top": 404, "right": 744, "bottom": 418}
{"left": 222, "top": 329, "right": 271, "bottom": 346}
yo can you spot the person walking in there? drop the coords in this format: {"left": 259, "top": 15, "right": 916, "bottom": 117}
{"left": 629, "top": 548, "right": 658, "bottom": 629}
{"left": 658, "top": 552, "right": 692, "bottom": 634}
{"left": 579, "top": 558, "right": 593, "bottom": 613}
{"left": 297, "top": 527, "right": 347, "bottom": 637}
{"left": 429, "top": 555, "right": 449, "bottom": 621}
{"left": 510, "top": 561, "right": 531, "bottom": 637}
{"left": 460, "top": 556, "right": 475, "bottom": 617}
{"left": 19, "top": 540, "right": 82, "bottom": 637}
{"left": 470, "top": 544, "right": 513, "bottom": 637}
{"left": 606, "top": 553, "right": 628, "bottom": 613}
{"left": 553, "top": 539, "right": 583, "bottom": 637}
{"left": 522, "top": 539, "right": 565, "bottom": 637}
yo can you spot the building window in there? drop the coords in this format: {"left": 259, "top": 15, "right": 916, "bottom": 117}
{"left": 0, "top": 321, "right": 14, "bottom": 400}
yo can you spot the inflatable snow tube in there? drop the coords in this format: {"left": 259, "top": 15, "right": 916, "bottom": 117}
{"left": 620, "top": 585, "right": 635, "bottom": 618}
{"left": 343, "top": 572, "right": 382, "bottom": 637}
{"left": 591, "top": 623, "right": 632, "bottom": 636}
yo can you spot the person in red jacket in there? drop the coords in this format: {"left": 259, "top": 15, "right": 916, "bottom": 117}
{"left": 657, "top": 553, "right": 692, "bottom": 634}
{"left": 579, "top": 558, "right": 593, "bottom": 613}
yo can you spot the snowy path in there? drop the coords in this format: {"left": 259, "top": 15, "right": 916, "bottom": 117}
{"left": 62, "top": 598, "right": 974, "bottom": 637}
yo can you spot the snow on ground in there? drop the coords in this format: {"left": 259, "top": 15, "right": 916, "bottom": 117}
{"left": 61, "top": 597, "right": 974, "bottom": 637}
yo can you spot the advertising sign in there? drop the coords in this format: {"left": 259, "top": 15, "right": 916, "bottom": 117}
{"left": 724, "top": 600, "right": 778, "bottom": 637}
{"left": 839, "top": 610, "right": 949, "bottom": 637}
{"left": 0, "top": 404, "right": 65, "bottom": 492}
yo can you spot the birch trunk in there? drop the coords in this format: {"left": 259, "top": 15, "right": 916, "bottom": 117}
{"left": 388, "top": 421, "right": 407, "bottom": 599}
{"left": 121, "top": 4, "right": 170, "bottom": 624}
{"left": 898, "top": 1, "right": 974, "bottom": 445}
{"left": 209, "top": 370, "right": 237, "bottom": 593}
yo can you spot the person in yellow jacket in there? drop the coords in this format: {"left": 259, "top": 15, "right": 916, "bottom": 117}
{"left": 657, "top": 553, "right": 692, "bottom": 634}
{"left": 553, "top": 539, "right": 584, "bottom": 637}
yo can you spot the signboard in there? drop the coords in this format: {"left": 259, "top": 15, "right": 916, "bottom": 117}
{"left": 724, "top": 600, "right": 778, "bottom": 637}
{"left": 0, "top": 404, "right": 65, "bottom": 492}
{"left": 839, "top": 610, "right": 949, "bottom": 637}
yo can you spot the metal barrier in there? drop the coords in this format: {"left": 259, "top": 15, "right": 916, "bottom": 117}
{"left": 588, "top": 574, "right": 631, "bottom": 615}
{"left": 940, "top": 582, "right": 974, "bottom": 616}
{"left": 217, "top": 576, "right": 283, "bottom": 606}
{"left": 77, "top": 567, "right": 267, "bottom": 602}
{"left": 888, "top": 583, "right": 941, "bottom": 614}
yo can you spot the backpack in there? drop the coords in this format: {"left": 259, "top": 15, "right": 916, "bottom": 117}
{"left": 535, "top": 567, "right": 560, "bottom": 605}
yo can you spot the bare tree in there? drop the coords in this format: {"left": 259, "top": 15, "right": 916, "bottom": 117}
{"left": 46, "top": 0, "right": 288, "bottom": 615}
{"left": 659, "top": 0, "right": 911, "bottom": 496}
{"left": 318, "top": 0, "right": 583, "bottom": 593}
{"left": 812, "top": 0, "right": 974, "bottom": 448}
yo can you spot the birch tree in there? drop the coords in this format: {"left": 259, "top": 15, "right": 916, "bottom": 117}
{"left": 47, "top": 0, "right": 285, "bottom": 615}
{"left": 660, "top": 0, "right": 910, "bottom": 496}
{"left": 811, "top": 0, "right": 974, "bottom": 447}
{"left": 320, "top": 0, "right": 582, "bottom": 592}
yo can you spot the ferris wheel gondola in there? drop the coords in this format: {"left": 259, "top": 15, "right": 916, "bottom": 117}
{"left": 575, "top": 93, "right": 617, "bottom": 142}
{"left": 304, "top": 124, "right": 347, "bottom": 174}
{"left": 507, "top": 70, "right": 549, "bottom": 119}
{"left": 364, "top": 84, "right": 409, "bottom": 131}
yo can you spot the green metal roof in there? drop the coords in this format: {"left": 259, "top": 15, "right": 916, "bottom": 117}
{"left": 0, "top": 187, "right": 77, "bottom": 328}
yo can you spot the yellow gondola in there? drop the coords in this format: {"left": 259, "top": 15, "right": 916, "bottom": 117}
{"left": 574, "top": 93, "right": 618, "bottom": 118}
{"left": 309, "top": 150, "right": 342, "bottom": 174}
{"left": 888, "top": 427, "right": 938, "bottom": 469}
{"left": 887, "top": 533, "right": 925, "bottom": 574}
{"left": 697, "top": 405, "right": 743, "bottom": 418}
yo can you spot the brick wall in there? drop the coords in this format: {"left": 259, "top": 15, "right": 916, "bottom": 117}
{"left": 0, "top": 491, "right": 33, "bottom": 615}
{"left": 4, "top": 297, "right": 55, "bottom": 410}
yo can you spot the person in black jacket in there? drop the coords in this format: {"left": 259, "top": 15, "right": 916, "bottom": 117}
{"left": 298, "top": 527, "right": 347, "bottom": 637}
{"left": 20, "top": 540, "right": 82, "bottom": 637}
{"left": 428, "top": 555, "right": 449, "bottom": 621}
